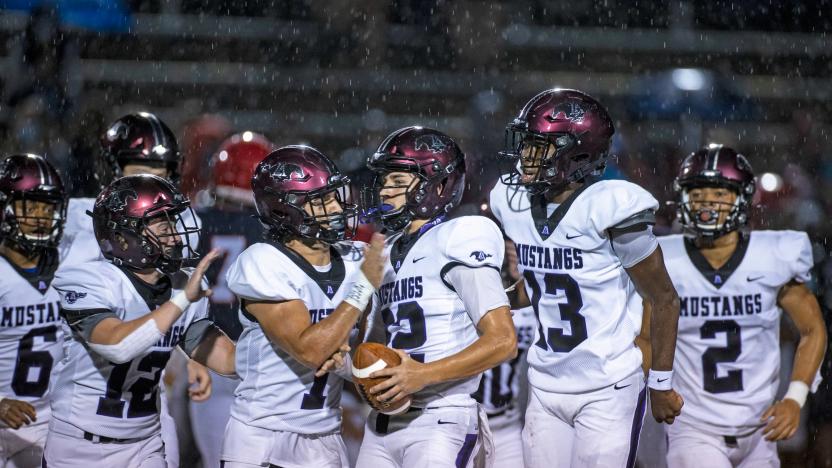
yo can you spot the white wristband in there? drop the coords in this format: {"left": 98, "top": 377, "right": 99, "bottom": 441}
{"left": 169, "top": 292, "right": 191, "bottom": 312}
{"left": 647, "top": 369, "right": 674, "bottom": 391}
{"left": 784, "top": 381, "right": 809, "bottom": 408}
{"left": 344, "top": 270, "right": 375, "bottom": 312}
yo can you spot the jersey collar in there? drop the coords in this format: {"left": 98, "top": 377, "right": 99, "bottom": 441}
{"left": 530, "top": 180, "right": 595, "bottom": 241}
{"left": 269, "top": 241, "right": 345, "bottom": 300}
{"left": 683, "top": 234, "right": 750, "bottom": 289}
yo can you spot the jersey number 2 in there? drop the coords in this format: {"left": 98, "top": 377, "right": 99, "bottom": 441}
{"left": 524, "top": 271, "right": 587, "bottom": 352}
{"left": 12, "top": 325, "right": 58, "bottom": 397}
{"left": 700, "top": 320, "right": 743, "bottom": 393}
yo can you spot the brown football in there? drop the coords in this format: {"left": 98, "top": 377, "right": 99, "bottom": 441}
{"left": 352, "top": 342, "right": 412, "bottom": 415}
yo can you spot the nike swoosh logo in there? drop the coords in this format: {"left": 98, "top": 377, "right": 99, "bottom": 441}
{"left": 614, "top": 383, "right": 632, "bottom": 390}
{"left": 413, "top": 257, "right": 427, "bottom": 263}
{"left": 747, "top": 276, "right": 764, "bottom": 282}
{"left": 565, "top": 233, "right": 583, "bottom": 240}
{"left": 437, "top": 420, "right": 457, "bottom": 425}
{"left": 657, "top": 378, "right": 669, "bottom": 383}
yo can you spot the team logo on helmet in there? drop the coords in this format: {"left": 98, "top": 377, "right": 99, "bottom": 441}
{"left": 265, "top": 162, "right": 309, "bottom": 182}
{"left": 548, "top": 101, "right": 586, "bottom": 124}
{"left": 106, "top": 121, "right": 130, "bottom": 142}
{"left": 414, "top": 134, "right": 449, "bottom": 153}
{"left": 104, "top": 189, "right": 139, "bottom": 211}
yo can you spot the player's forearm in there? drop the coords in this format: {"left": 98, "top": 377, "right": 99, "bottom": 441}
{"left": 421, "top": 319, "right": 517, "bottom": 386}
{"left": 194, "top": 333, "right": 237, "bottom": 377}
{"left": 790, "top": 323, "right": 827, "bottom": 386}
{"left": 90, "top": 301, "right": 185, "bottom": 345}
{"left": 648, "top": 292, "right": 680, "bottom": 371}
{"left": 292, "top": 303, "right": 362, "bottom": 368}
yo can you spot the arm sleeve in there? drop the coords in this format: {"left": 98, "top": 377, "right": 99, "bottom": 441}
{"left": 608, "top": 212, "right": 659, "bottom": 269}
{"left": 61, "top": 309, "right": 119, "bottom": 341}
{"left": 441, "top": 217, "right": 508, "bottom": 324}
{"left": 225, "top": 244, "right": 301, "bottom": 302}
{"left": 178, "top": 318, "right": 225, "bottom": 356}
{"left": 443, "top": 266, "right": 509, "bottom": 325}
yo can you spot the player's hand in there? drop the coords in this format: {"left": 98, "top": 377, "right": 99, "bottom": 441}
{"left": 0, "top": 399, "right": 36, "bottom": 429}
{"left": 187, "top": 360, "right": 212, "bottom": 402}
{"left": 650, "top": 388, "right": 683, "bottom": 424}
{"left": 361, "top": 233, "right": 387, "bottom": 288}
{"left": 315, "top": 344, "right": 351, "bottom": 377}
{"left": 368, "top": 349, "right": 430, "bottom": 404}
{"left": 184, "top": 249, "right": 220, "bottom": 302}
{"left": 761, "top": 399, "right": 800, "bottom": 441}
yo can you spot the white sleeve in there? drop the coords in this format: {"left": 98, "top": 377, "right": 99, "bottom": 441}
{"left": 226, "top": 244, "right": 301, "bottom": 302}
{"left": 442, "top": 217, "right": 505, "bottom": 269}
{"left": 53, "top": 263, "right": 118, "bottom": 314}
{"left": 781, "top": 231, "right": 813, "bottom": 283}
{"left": 610, "top": 225, "right": 659, "bottom": 269}
{"left": 443, "top": 266, "right": 509, "bottom": 325}
{"left": 589, "top": 180, "right": 659, "bottom": 235}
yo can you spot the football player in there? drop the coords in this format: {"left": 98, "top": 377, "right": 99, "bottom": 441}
{"left": 0, "top": 154, "right": 66, "bottom": 467}
{"left": 57, "top": 112, "right": 208, "bottom": 467}
{"left": 221, "top": 146, "right": 385, "bottom": 468}
{"left": 650, "top": 144, "right": 826, "bottom": 467}
{"left": 190, "top": 131, "right": 273, "bottom": 468}
{"left": 473, "top": 238, "right": 536, "bottom": 468}
{"left": 356, "top": 126, "right": 517, "bottom": 468}
{"left": 489, "top": 89, "right": 683, "bottom": 467}
{"left": 45, "top": 175, "right": 236, "bottom": 468}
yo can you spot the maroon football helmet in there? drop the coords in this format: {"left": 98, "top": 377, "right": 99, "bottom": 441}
{"left": 0, "top": 154, "right": 66, "bottom": 256}
{"left": 92, "top": 175, "right": 199, "bottom": 273}
{"left": 252, "top": 145, "right": 356, "bottom": 243}
{"left": 499, "top": 89, "right": 614, "bottom": 194}
{"left": 674, "top": 144, "right": 756, "bottom": 240}
{"left": 361, "top": 126, "right": 466, "bottom": 232}
{"left": 101, "top": 112, "right": 181, "bottom": 182}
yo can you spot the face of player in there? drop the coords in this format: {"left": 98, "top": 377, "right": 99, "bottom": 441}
{"left": 378, "top": 171, "right": 419, "bottom": 212}
{"left": 518, "top": 140, "right": 556, "bottom": 184}
{"left": 122, "top": 164, "right": 169, "bottom": 179}
{"left": 302, "top": 190, "right": 347, "bottom": 234}
{"left": 13, "top": 199, "right": 57, "bottom": 241}
{"left": 144, "top": 216, "right": 182, "bottom": 256}
{"left": 687, "top": 186, "right": 738, "bottom": 226}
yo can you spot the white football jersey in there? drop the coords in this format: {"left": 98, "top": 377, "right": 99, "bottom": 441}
{"left": 660, "top": 231, "right": 812, "bottom": 434}
{"left": 225, "top": 241, "right": 365, "bottom": 434}
{"left": 0, "top": 256, "right": 64, "bottom": 422}
{"left": 475, "top": 306, "right": 536, "bottom": 424}
{"left": 59, "top": 197, "right": 202, "bottom": 267}
{"left": 51, "top": 260, "right": 209, "bottom": 439}
{"left": 368, "top": 216, "right": 505, "bottom": 408}
{"left": 489, "top": 178, "right": 658, "bottom": 393}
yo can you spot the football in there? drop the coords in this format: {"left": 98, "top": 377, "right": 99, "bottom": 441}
{"left": 352, "top": 342, "right": 412, "bottom": 415}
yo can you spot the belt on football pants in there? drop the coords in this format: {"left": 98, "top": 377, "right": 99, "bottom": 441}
{"left": 83, "top": 431, "right": 144, "bottom": 444}
{"left": 375, "top": 406, "right": 426, "bottom": 434}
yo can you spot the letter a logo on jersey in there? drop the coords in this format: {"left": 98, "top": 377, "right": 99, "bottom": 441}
{"left": 541, "top": 226, "right": 550, "bottom": 236}
{"left": 714, "top": 274, "right": 722, "bottom": 285}
{"left": 327, "top": 285, "right": 334, "bottom": 295}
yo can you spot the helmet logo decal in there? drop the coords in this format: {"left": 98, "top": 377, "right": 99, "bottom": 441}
{"left": 414, "top": 135, "right": 448, "bottom": 153}
{"left": 105, "top": 189, "right": 138, "bottom": 211}
{"left": 548, "top": 101, "right": 586, "bottom": 123}
{"left": 265, "top": 162, "right": 309, "bottom": 182}
{"left": 106, "top": 121, "right": 130, "bottom": 141}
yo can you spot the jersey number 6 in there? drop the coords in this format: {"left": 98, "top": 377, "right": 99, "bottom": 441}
{"left": 523, "top": 271, "right": 587, "bottom": 352}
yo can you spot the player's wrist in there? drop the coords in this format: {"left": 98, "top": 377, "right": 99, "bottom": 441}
{"left": 783, "top": 380, "right": 809, "bottom": 408}
{"left": 344, "top": 270, "right": 375, "bottom": 313}
{"left": 169, "top": 292, "right": 191, "bottom": 312}
{"left": 647, "top": 369, "right": 673, "bottom": 391}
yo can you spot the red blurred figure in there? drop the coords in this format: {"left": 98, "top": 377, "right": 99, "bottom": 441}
{"left": 211, "top": 131, "right": 274, "bottom": 207}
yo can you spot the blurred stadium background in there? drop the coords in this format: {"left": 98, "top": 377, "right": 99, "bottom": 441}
{"left": 0, "top": 1, "right": 830, "bottom": 467}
